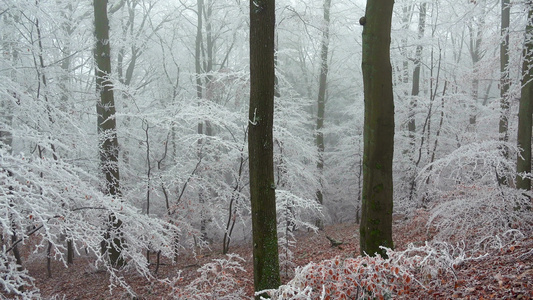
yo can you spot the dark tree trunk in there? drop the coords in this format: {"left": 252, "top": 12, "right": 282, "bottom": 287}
{"left": 249, "top": 0, "right": 281, "bottom": 297}
{"left": 94, "top": 0, "right": 124, "bottom": 267}
{"left": 359, "top": 0, "right": 395, "bottom": 258}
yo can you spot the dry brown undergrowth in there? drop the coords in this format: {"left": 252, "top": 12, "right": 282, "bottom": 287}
{"left": 12, "top": 214, "right": 533, "bottom": 299}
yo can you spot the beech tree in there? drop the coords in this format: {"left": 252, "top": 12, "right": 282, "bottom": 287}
{"left": 248, "top": 0, "right": 281, "bottom": 296}
{"left": 94, "top": 0, "right": 124, "bottom": 267}
{"left": 359, "top": 0, "right": 395, "bottom": 257}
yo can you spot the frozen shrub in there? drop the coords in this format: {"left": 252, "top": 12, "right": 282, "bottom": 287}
{"left": 417, "top": 141, "right": 533, "bottom": 243}
{"left": 170, "top": 254, "right": 247, "bottom": 300}
{"left": 261, "top": 252, "right": 417, "bottom": 299}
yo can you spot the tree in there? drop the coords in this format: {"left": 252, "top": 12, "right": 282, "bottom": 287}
{"left": 466, "top": 2, "right": 487, "bottom": 128}
{"left": 359, "top": 0, "right": 395, "bottom": 258}
{"left": 516, "top": 2, "right": 533, "bottom": 191}
{"left": 499, "top": 0, "right": 510, "bottom": 145}
{"left": 315, "top": 0, "right": 332, "bottom": 229}
{"left": 498, "top": 0, "right": 511, "bottom": 186}
{"left": 248, "top": 0, "right": 281, "bottom": 296}
{"left": 407, "top": 1, "right": 427, "bottom": 202}
{"left": 94, "top": 0, "right": 124, "bottom": 267}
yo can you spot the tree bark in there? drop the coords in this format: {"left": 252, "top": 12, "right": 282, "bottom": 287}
{"left": 94, "top": 0, "right": 124, "bottom": 267}
{"left": 516, "top": 4, "right": 533, "bottom": 191}
{"left": 249, "top": 0, "right": 281, "bottom": 296}
{"left": 359, "top": 0, "right": 395, "bottom": 258}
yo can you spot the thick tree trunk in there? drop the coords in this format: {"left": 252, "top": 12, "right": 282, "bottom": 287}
{"left": 249, "top": 0, "right": 281, "bottom": 297}
{"left": 94, "top": 0, "right": 124, "bottom": 267}
{"left": 359, "top": 0, "right": 395, "bottom": 258}
{"left": 516, "top": 4, "right": 533, "bottom": 191}
{"left": 315, "top": 0, "right": 331, "bottom": 230}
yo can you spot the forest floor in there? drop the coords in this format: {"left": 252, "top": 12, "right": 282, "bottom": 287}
{"left": 23, "top": 212, "right": 533, "bottom": 299}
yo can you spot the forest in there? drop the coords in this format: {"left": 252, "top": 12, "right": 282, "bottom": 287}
{"left": 1, "top": 0, "right": 532, "bottom": 298}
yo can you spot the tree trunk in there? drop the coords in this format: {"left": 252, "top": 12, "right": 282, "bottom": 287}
{"left": 249, "top": 0, "right": 281, "bottom": 297}
{"left": 467, "top": 5, "right": 486, "bottom": 130}
{"left": 67, "top": 239, "right": 74, "bottom": 264}
{"left": 408, "top": 2, "right": 427, "bottom": 137}
{"left": 359, "top": 0, "right": 395, "bottom": 258}
{"left": 94, "top": 0, "right": 124, "bottom": 267}
{"left": 195, "top": 0, "right": 204, "bottom": 101}
{"left": 516, "top": 4, "right": 533, "bottom": 191}
{"left": 499, "top": 0, "right": 510, "bottom": 142}
{"left": 399, "top": 4, "right": 413, "bottom": 85}
{"left": 315, "top": 0, "right": 332, "bottom": 230}
{"left": 407, "top": 2, "right": 427, "bottom": 202}
{"left": 498, "top": 0, "right": 511, "bottom": 185}
{"left": 195, "top": 0, "right": 210, "bottom": 243}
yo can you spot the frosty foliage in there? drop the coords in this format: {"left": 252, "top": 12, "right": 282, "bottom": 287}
{"left": 416, "top": 141, "right": 533, "bottom": 242}
{"left": 276, "top": 190, "right": 321, "bottom": 278}
{"left": 170, "top": 254, "right": 247, "bottom": 300}
{"left": 0, "top": 144, "right": 181, "bottom": 296}
{"left": 261, "top": 241, "right": 498, "bottom": 300}
{"left": 260, "top": 250, "right": 417, "bottom": 299}
{"left": 0, "top": 251, "right": 40, "bottom": 299}
{"left": 0, "top": 75, "right": 180, "bottom": 296}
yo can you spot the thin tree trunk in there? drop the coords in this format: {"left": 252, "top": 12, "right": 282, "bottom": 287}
{"left": 498, "top": 0, "right": 511, "bottom": 185}
{"left": 407, "top": 2, "right": 427, "bottom": 202}
{"left": 467, "top": 4, "right": 486, "bottom": 129}
{"left": 223, "top": 136, "right": 246, "bottom": 254}
{"left": 143, "top": 120, "right": 151, "bottom": 262}
{"left": 66, "top": 239, "right": 74, "bottom": 264}
{"left": 499, "top": 0, "right": 510, "bottom": 139}
{"left": 94, "top": 0, "right": 124, "bottom": 267}
{"left": 315, "top": 0, "right": 332, "bottom": 230}
{"left": 195, "top": 0, "right": 209, "bottom": 243}
{"left": 516, "top": 4, "right": 533, "bottom": 191}
{"left": 47, "top": 240, "right": 52, "bottom": 278}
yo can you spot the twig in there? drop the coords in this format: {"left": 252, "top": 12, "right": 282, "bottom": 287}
{"left": 326, "top": 236, "right": 343, "bottom": 248}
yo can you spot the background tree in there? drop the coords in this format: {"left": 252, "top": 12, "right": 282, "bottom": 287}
{"left": 499, "top": 0, "right": 510, "bottom": 144}
{"left": 94, "top": 0, "right": 124, "bottom": 267}
{"left": 407, "top": 1, "right": 427, "bottom": 202}
{"left": 248, "top": 0, "right": 281, "bottom": 296}
{"left": 516, "top": 1, "right": 533, "bottom": 191}
{"left": 315, "top": 0, "right": 332, "bottom": 229}
{"left": 359, "top": 0, "right": 395, "bottom": 258}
